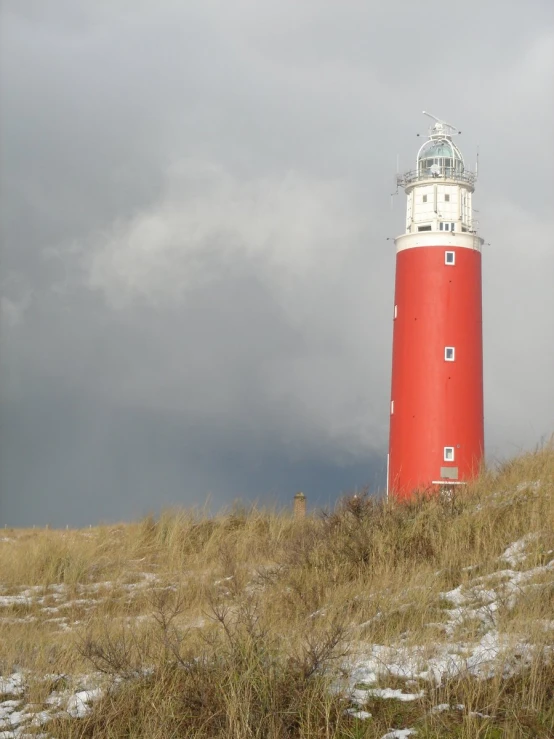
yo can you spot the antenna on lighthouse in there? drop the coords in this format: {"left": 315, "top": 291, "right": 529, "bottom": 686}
{"left": 390, "top": 153, "right": 400, "bottom": 208}
{"left": 422, "top": 111, "right": 461, "bottom": 138}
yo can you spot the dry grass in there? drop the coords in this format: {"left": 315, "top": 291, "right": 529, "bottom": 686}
{"left": 0, "top": 441, "right": 553, "bottom": 737}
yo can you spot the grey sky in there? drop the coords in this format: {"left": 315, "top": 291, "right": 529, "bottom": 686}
{"left": 1, "top": 1, "right": 553, "bottom": 526}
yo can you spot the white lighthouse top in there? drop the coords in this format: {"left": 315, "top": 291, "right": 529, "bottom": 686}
{"left": 394, "top": 111, "right": 483, "bottom": 250}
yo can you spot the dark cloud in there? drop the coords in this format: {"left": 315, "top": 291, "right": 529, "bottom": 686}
{"left": 1, "top": 1, "right": 553, "bottom": 525}
{"left": 0, "top": 380, "right": 384, "bottom": 527}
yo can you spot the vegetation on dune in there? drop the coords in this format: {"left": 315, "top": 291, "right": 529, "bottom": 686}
{"left": 0, "top": 441, "right": 553, "bottom": 737}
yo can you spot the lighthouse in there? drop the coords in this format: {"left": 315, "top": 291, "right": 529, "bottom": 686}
{"left": 388, "top": 112, "right": 484, "bottom": 501}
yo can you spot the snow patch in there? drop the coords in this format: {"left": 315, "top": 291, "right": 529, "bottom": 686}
{"left": 346, "top": 708, "right": 372, "bottom": 720}
{"left": 0, "top": 675, "right": 25, "bottom": 697}
{"left": 500, "top": 535, "right": 536, "bottom": 567}
{"left": 66, "top": 688, "right": 103, "bottom": 718}
{"left": 362, "top": 688, "right": 424, "bottom": 702}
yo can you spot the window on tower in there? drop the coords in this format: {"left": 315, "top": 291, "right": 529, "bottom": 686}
{"left": 444, "top": 447, "right": 455, "bottom": 462}
{"left": 445, "top": 251, "right": 455, "bottom": 265}
{"left": 445, "top": 347, "right": 455, "bottom": 361}
{"left": 422, "top": 195, "right": 428, "bottom": 203}
{"left": 418, "top": 225, "right": 432, "bottom": 231}
{"left": 445, "top": 194, "right": 450, "bottom": 202}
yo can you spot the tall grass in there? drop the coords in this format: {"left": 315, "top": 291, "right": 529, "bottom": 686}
{"left": 0, "top": 441, "right": 553, "bottom": 737}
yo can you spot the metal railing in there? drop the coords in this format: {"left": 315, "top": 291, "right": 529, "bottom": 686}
{"left": 397, "top": 169, "right": 476, "bottom": 188}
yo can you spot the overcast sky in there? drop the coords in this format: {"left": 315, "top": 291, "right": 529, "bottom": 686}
{"left": 1, "top": 1, "right": 553, "bottom": 527}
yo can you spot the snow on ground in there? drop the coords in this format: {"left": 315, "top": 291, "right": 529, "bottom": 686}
{"left": 346, "top": 707, "right": 372, "bottom": 720}
{"left": 1, "top": 534, "right": 552, "bottom": 737}
{"left": 65, "top": 688, "right": 104, "bottom": 719}
{"left": 500, "top": 535, "right": 536, "bottom": 567}
{"left": 0, "top": 672, "right": 105, "bottom": 737}
{"left": 0, "top": 574, "right": 162, "bottom": 736}
{"left": 0, "top": 572, "right": 162, "bottom": 630}
{"left": 0, "top": 676, "right": 25, "bottom": 697}
{"left": 345, "top": 534, "right": 553, "bottom": 733}
{"left": 349, "top": 627, "right": 539, "bottom": 690}
{"left": 363, "top": 688, "right": 425, "bottom": 701}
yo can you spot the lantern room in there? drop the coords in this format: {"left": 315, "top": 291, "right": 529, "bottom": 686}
{"left": 417, "top": 137, "right": 465, "bottom": 179}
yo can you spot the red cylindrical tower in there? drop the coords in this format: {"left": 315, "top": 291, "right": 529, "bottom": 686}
{"left": 388, "top": 113, "right": 484, "bottom": 501}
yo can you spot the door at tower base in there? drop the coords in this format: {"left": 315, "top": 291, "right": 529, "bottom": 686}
{"left": 388, "top": 241, "right": 484, "bottom": 502}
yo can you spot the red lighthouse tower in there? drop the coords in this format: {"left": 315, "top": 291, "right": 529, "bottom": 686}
{"left": 388, "top": 112, "right": 484, "bottom": 501}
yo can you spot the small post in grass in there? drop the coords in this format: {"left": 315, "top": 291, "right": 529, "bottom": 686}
{"left": 294, "top": 491, "right": 306, "bottom": 520}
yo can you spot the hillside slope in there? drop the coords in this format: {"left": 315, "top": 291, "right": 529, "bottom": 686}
{"left": 0, "top": 442, "right": 553, "bottom": 738}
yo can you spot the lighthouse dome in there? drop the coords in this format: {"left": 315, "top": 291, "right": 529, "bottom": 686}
{"left": 417, "top": 137, "right": 464, "bottom": 178}
{"left": 420, "top": 140, "right": 462, "bottom": 160}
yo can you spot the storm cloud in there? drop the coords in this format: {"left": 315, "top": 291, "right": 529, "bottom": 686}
{"left": 1, "top": 1, "right": 553, "bottom": 526}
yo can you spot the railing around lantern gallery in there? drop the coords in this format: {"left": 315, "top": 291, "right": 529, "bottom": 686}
{"left": 397, "top": 169, "right": 476, "bottom": 188}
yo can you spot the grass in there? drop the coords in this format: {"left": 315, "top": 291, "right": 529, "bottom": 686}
{"left": 0, "top": 440, "right": 553, "bottom": 737}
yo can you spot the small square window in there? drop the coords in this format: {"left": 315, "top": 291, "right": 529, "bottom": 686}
{"left": 422, "top": 195, "right": 427, "bottom": 203}
{"left": 445, "top": 347, "right": 455, "bottom": 361}
{"left": 444, "top": 447, "right": 455, "bottom": 462}
{"left": 445, "top": 194, "right": 450, "bottom": 202}
{"left": 445, "top": 251, "right": 455, "bottom": 265}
